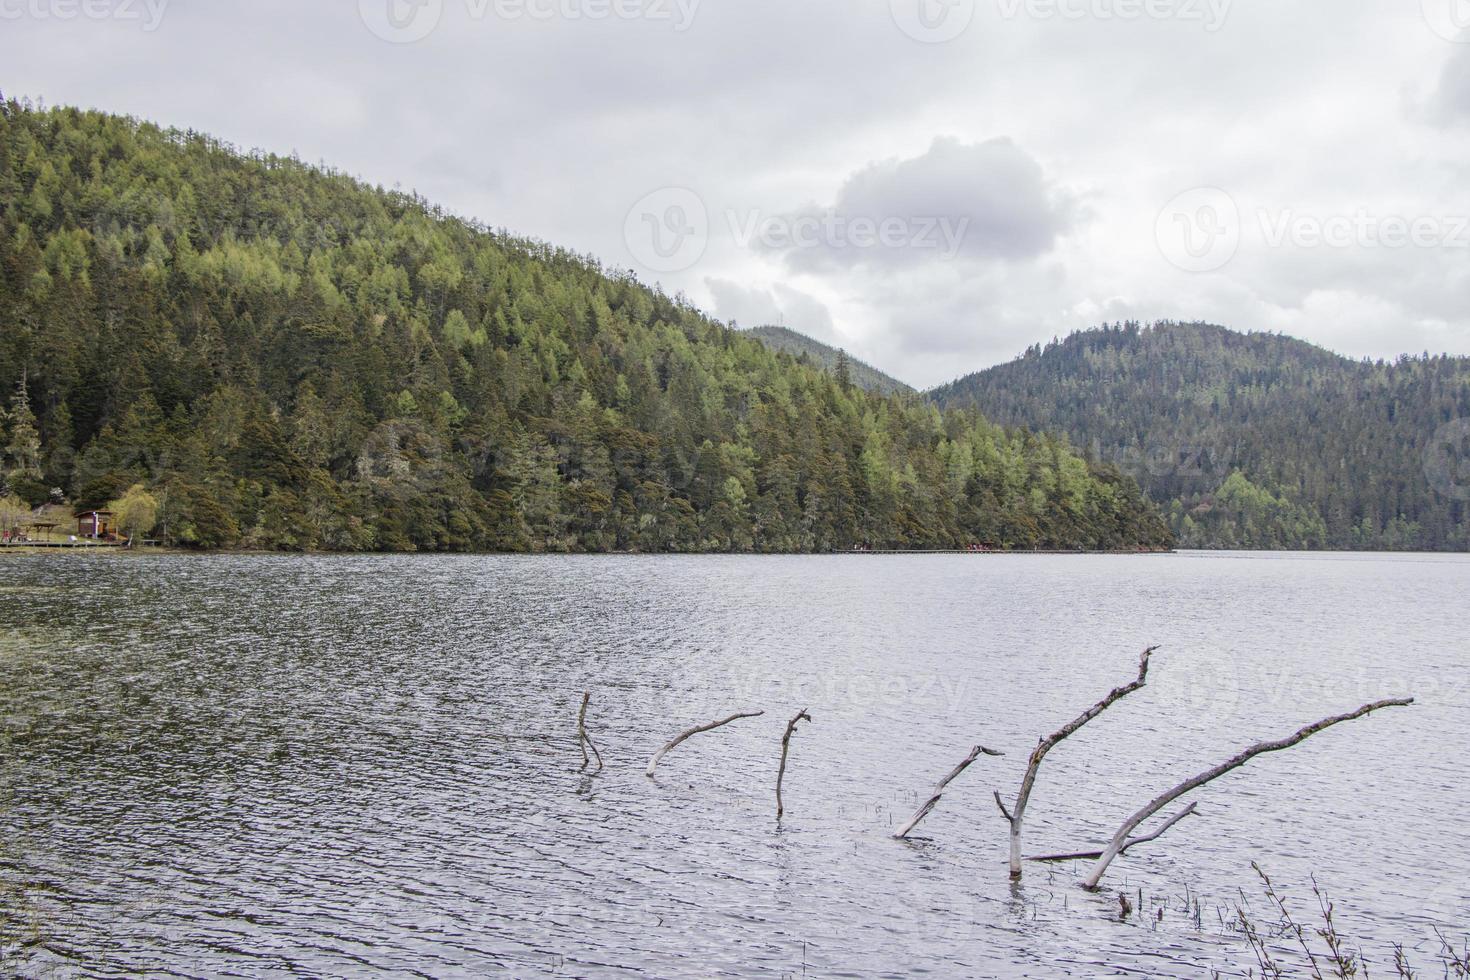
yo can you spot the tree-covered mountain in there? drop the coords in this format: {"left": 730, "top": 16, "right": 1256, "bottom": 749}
{"left": 743, "top": 325, "right": 913, "bottom": 397}
{"left": 930, "top": 322, "right": 1470, "bottom": 551}
{"left": 0, "top": 99, "right": 1171, "bottom": 553}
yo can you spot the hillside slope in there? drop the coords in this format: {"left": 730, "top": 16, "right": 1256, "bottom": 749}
{"left": 743, "top": 326, "right": 913, "bottom": 397}
{"left": 0, "top": 99, "right": 1171, "bottom": 553}
{"left": 930, "top": 322, "right": 1470, "bottom": 551}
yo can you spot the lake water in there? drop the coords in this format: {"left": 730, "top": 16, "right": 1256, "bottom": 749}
{"left": 1, "top": 552, "right": 1466, "bottom": 978}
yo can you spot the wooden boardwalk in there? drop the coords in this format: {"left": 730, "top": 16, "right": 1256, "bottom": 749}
{"left": 841, "top": 549, "right": 1173, "bottom": 556}
{"left": 0, "top": 541, "right": 122, "bottom": 550}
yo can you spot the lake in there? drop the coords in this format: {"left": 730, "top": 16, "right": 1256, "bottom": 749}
{"left": 0, "top": 552, "right": 1466, "bottom": 978}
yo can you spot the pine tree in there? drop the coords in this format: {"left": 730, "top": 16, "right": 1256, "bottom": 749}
{"left": 5, "top": 372, "right": 43, "bottom": 480}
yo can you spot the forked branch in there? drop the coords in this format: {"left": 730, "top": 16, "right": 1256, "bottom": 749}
{"left": 775, "top": 709, "right": 812, "bottom": 820}
{"left": 1081, "top": 698, "right": 1414, "bottom": 889}
{"left": 996, "top": 646, "right": 1158, "bottom": 879}
{"left": 894, "top": 745, "right": 1003, "bottom": 840}
{"left": 577, "top": 692, "right": 604, "bottom": 773}
{"left": 646, "top": 710, "right": 765, "bottom": 777}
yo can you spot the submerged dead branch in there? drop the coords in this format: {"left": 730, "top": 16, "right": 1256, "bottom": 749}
{"left": 894, "top": 745, "right": 1003, "bottom": 840}
{"left": 1081, "top": 698, "right": 1414, "bottom": 889}
{"left": 577, "top": 692, "right": 604, "bottom": 773}
{"left": 1026, "top": 801, "right": 1198, "bottom": 863}
{"left": 775, "top": 708, "right": 812, "bottom": 820}
{"left": 646, "top": 710, "right": 765, "bottom": 777}
{"left": 995, "top": 646, "right": 1158, "bottom": 879}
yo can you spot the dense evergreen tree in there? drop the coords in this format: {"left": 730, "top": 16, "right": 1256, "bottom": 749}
{"left": 931, "top": 322, "right": 1470, "bottom": 551}
{"left": 0, "top": 98, "right": 1170, "bottom": 553}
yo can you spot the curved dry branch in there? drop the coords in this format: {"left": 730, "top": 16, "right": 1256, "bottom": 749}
{"left": 894, "top": 745, "right": 1003, "bottom": 840}
{"left": 1081, "top": 698, "right": 1413, "bottom": 889}
{"left": 577, "top": 692, "right": 604, "bottom": 773}
{"left": 646, "top": 710, "right": 765, "bottom": 777}
{"left": 1026, "top": 801, "right": 1199, "bottom": 863}
{"left": 997, "top": 646, "right": 1158, "bottom": 879}
{"left": 775, "top": 708, "right": 812, "bottom": 820}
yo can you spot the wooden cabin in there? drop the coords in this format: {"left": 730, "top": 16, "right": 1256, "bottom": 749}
{"left": 75, "top": 510, "right": 116, "bottom": 540}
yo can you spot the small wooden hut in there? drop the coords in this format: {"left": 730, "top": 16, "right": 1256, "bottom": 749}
{"left": 75, "top": 510, "right": 116, "bottom": 540}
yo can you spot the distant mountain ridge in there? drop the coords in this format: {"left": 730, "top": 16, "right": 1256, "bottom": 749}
{"left": 743, "top": 326, "right": 914, "bottom": 396}
{"left": 929, "top": 322, "right": 1470, "bottom": 551}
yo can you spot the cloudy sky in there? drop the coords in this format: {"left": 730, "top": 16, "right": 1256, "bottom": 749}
{"left": 3, "top": 0, "right": 1469, "bottom": 387}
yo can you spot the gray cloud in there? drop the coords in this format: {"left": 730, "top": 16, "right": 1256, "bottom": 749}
{"left": 760, "top": 137, "right": 1074, "bottom": 274}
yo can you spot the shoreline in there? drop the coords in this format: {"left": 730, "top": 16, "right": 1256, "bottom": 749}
{"left": 6, "top": 546, "right": 1467, "bottom": 559}
{"left": 0, "top": 545, "right": 1176, "bottom": 558}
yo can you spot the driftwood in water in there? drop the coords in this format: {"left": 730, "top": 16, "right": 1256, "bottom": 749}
{"left": 775, "top": 709, "right": 812, "bottom": 820}
{"left": 1081, "top": 698, "right": 1414, "bottom": 889}
{"left": 577, "top": 692, "right": 604, "bottom": 773}
{"left": 994, "top": 647, "right": 1158, "bottom": 879}
{"left": 646, "top": 710, "right": 765, "bottom": 777}
{"left": 1026, "top": 801, "right": 1199, "bottom": 863}
{"left": 894, "top": 744, "right": 1004, "bottom": 840}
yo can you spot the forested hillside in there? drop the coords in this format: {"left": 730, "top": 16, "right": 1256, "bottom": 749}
{"left": 743, "top": 326, "right": 913, "bottom": 397}
{"left": 0, "top": 99, "right": 1171, "bottom": 553}
{"left": 931, "top": 322, "right": 1470, "bottom": 551}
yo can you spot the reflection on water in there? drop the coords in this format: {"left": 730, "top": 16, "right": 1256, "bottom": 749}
{"left": 0, "top": 552, "right": 1466, "bottom": 978}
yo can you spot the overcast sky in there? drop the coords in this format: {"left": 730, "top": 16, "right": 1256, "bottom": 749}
{"left": 3, "top": 0, "right": 1469, "bottom": 387}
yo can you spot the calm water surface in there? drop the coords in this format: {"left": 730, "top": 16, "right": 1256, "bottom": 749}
{"left": 0, "top": 552, "right": 1466, "bottom": 978}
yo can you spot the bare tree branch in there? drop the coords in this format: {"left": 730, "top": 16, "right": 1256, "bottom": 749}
{"left": 997, "top": 646, "right": 1158, "bottom": 879}
{"left": 893, "top": 745, "right": 1004, "bottom": 840}
{"left": 775, "top": 708, "right": 812, "bottom": 820}
{"left": 577, "top": 692, "right": 603, "bottom": 773}
{"left": 1082, "top": 698, "right": 1413, "bottom": 889}
{"left": 1026, "top": 802, "right": 1199, "bottom": 863}
{"left": 646, "top": 710, "right": 765, "bottom": 777}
